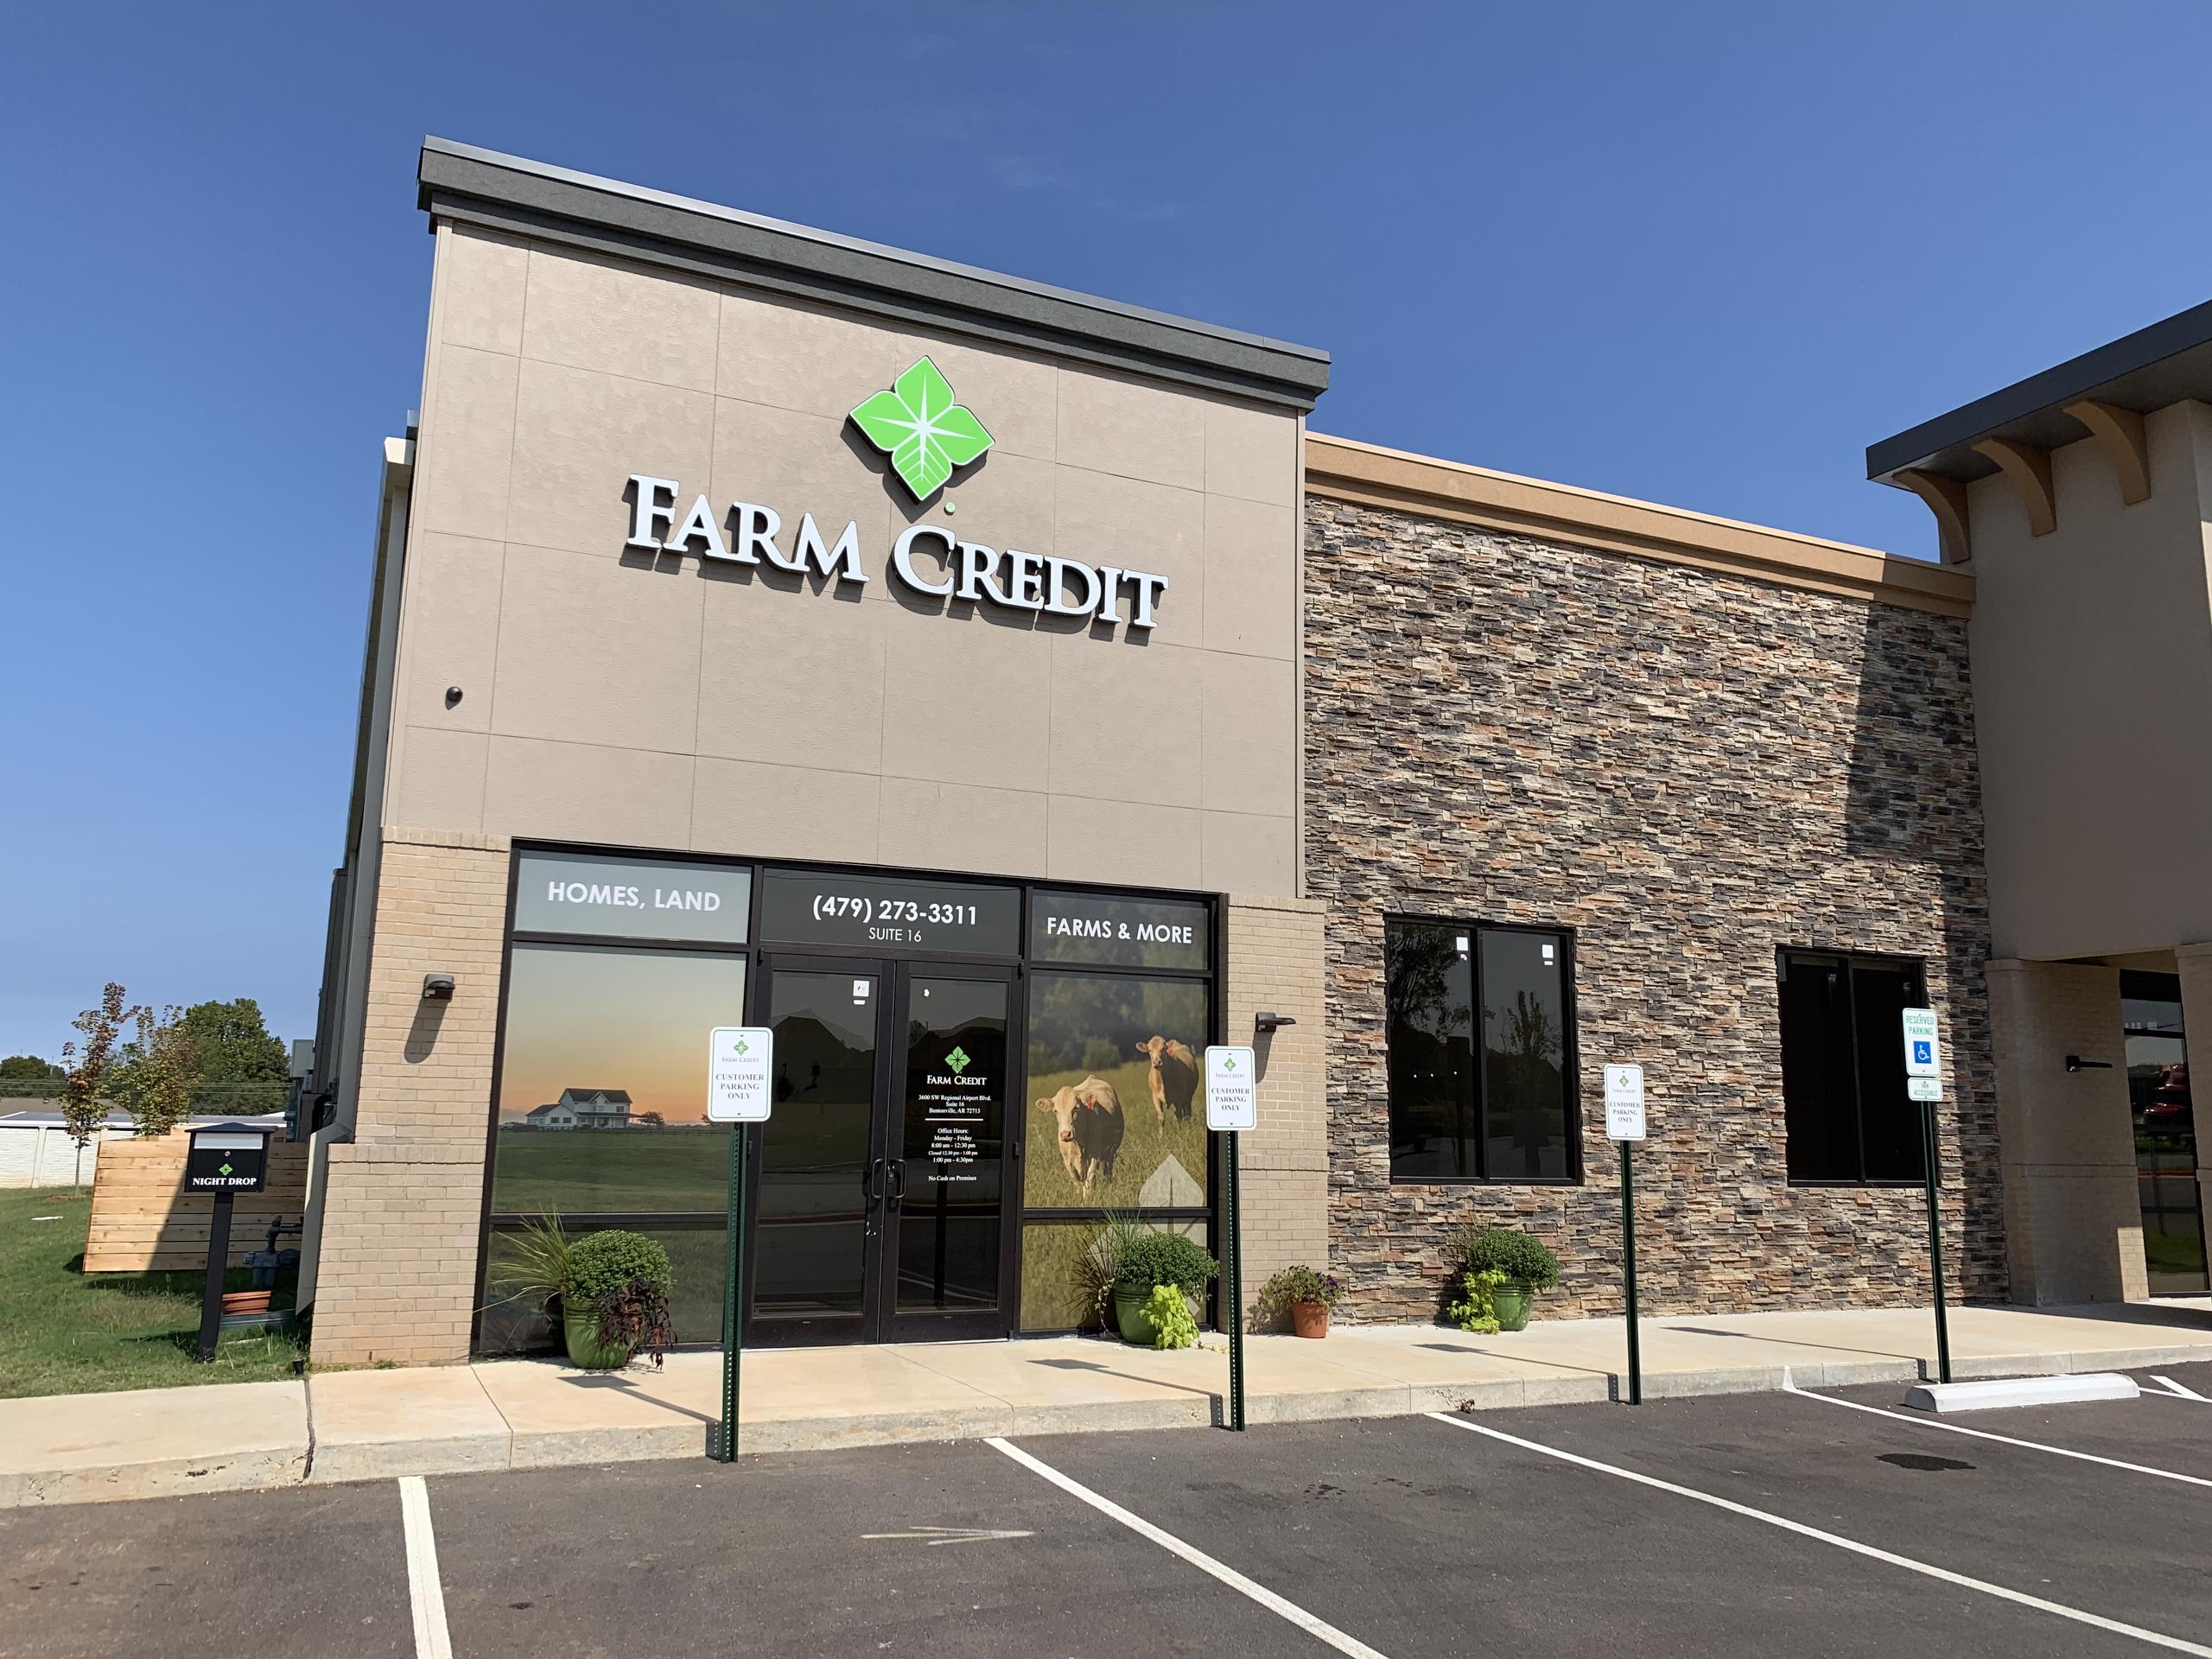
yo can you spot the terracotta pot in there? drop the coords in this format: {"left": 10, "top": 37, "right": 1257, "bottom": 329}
{"left": 220, "top": 1290, "right": 272, "bottom": 1317}
{"left": 1289, "top": 1300, "right": 1331, "bottom": 1339}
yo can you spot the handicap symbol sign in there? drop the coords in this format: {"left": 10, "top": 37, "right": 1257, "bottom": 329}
{"left": 1912, "top": 1040, "right": 1933, "bottom": 1065}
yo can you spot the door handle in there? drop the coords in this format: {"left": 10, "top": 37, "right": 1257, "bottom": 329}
{"left": 886, "top": 1160, "right": 906, "bottom": 1203}
{"left": 862, "top": 1157, "right": 886, "bottom": 1200}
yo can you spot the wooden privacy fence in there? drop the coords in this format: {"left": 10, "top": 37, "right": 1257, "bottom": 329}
{"left": 85, "top": 1133, "right": 309, "bottom": 1272}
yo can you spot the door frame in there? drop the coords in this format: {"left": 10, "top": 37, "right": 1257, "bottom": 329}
{"left": 741, "top": 953, "right": 1022, "bottom": 1346}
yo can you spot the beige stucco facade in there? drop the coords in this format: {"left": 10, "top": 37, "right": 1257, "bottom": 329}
{"left": 387, "top": 223, "right": 1304, "bottom": 893}
{"left": 1875, "top": 311, "right": 2212, "bottom": 1311}
{"left": 1962, "top": 401, "right": 2212, "bottom": 963}
{"left": 308, "top": 143, "right": 1330, "bottom": 1363}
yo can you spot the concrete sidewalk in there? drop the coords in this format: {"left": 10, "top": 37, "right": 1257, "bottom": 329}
{"left": 6, "top": 1299, "right": 2210, "bottom": 1506}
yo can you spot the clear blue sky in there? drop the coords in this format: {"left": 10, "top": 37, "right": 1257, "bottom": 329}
{"left": 4, "top": 3, "right": 2209, "bottom": 1061}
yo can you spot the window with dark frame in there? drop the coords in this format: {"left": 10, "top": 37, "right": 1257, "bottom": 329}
{"left": 475, "top": 849, "right": 1221, "bottom": 1352}
{"left": 1384, "top": 918, "right": 1580, "bottom": 1184}
{"left": 1778, "top": 948, "right": 1927, "bottom": 1185}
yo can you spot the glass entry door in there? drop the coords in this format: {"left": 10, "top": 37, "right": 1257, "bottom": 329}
{"left": 746, "top": 957, "right": 1015, "bottom": 1345}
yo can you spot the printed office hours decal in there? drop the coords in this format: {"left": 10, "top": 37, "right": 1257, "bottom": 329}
{"left": 708, "top": 1027, "right": 775, "bottom": 1122}
{"left": 1603, "top": 1065, "right": 1646, "bottom": 1141}
{"left": 623, "top": 361, "right": 1173, "bottom": 632}
{"left": 920, "top": 1039, "right": 990, "bottom": 1186}
{"left": 1902, "top": 1008, "right": 1942, "bottom": 1103}
{"left": 1205, "top": 1046, "right": 1257, "bottom": 1132}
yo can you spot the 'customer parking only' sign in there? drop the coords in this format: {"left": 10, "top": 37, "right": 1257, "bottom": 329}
{"left": 1205, "top": 1046, "right": 1257, "bottom": 1131}
{"left": 708, "top": 1027, "right": 774, "bottom": 1122}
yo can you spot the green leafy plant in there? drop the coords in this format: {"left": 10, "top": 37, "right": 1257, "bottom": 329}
{"left": 1145, "top": 1283, "right": 1199, "bottom": 1350}
{"left": 1453, "top": 1226, "right": 1560, "bottom": 1290}
{"left": 565, "top": 1230, "right": 673, "bottom": 1303}
{"left": 58, "top": 983, "right": 129, "bottom": 1151}
{"left": 1258, "top": 1265, "right": 1342, "bottom": 1315}
{"left": 484, "top": 1213, "right": 575, "bottom": 1319}
{"left": 1113, "top": 1231, "right": 1218, "bottom": 1296}
{"left": 564, "top": 1230, "right": 675, "bottom": 1363}
{"left": 1074, "top": 1211, "right": 1147, "bottom": 1328}
{"left": 109, "top": 1004, "right": 201, "bottom": 1138}
{"left": 848, "top": 357, "right": 994, "bottom": 501}
{"left": 1446, "top": 1268, "right": 1510, "bottom": 1334}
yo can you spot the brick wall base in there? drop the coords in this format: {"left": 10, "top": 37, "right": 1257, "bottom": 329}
{"left": 308, "top": 829, "right": 509, "bottom": 1366}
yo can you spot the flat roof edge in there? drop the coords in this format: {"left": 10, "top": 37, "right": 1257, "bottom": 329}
{"left": 1308, "top": 432, "right": 1973, "bottom": 619}
{"left": 418, "top": 138, "right": 1330, "bottom": 410}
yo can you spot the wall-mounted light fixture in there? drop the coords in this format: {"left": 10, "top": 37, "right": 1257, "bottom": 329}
{"left": 2063, "top": 1054, "right": 2113, "bottom": 1072}
{"left": 1255, "top": 1011, "right": 1297, "bottom": 1035}
{"left": 423, "top": 973, "right": 455, "bottom": 1001}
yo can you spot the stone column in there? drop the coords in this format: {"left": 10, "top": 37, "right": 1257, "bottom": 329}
{"left": 308, "top": 829, "right": 512, "bottom": 1364}
{"left": 1986, "top": 958, "right": 2145, "bottom": 1304}
{"left": 1224, "top": 895, "right": 1329, "bottom": 1326}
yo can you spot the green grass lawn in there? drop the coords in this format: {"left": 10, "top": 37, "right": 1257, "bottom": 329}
{"left": 490, "top": 1126, "right": 733, "bottom": 1213}
{"left": 0, "top": 1185, "right": 307, "bottom": 1400}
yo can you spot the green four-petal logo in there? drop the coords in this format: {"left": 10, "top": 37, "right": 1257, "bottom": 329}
{"left": 945, "top": 1046, "right": 971, "bottom": 1075}
{"left": 849, "top": 357, "right": 993, "bottom": 502}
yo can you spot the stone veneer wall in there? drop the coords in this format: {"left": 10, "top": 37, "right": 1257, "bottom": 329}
{"left": 1303, "top": 497, "right": 2004, "bottom": 1322}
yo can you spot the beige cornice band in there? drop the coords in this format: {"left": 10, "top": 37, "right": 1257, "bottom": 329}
{"left": 1304, "top": 433, "right": 1974, "bottom": 619}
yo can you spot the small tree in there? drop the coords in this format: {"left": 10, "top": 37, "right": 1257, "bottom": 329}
{"left": 59, "top": 984, "right": 130, "bottom": 1150}
{"left": 178, "top": 998, "right": 289, "bottom": 1088}
{"left": 111, "top": 1005, "right": 202, "bottom": 1138}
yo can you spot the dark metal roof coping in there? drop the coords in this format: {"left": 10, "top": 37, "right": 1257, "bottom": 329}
{"left": 417, "top": 137, "right": 1331, "bottom": 410}
{"left": 1867, "top": 296, "right": 2212, "bottom": 486}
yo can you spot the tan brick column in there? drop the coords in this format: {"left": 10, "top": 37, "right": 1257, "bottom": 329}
{"left": 2177, "top": 943, "right": 2212, "bottom": 1212}
{"left": 310, "top": 829, "right": 511, "bottom": 1364}
{"left": 1224, "top": 895, "right": 1328, "bottom": 1327}
{"left": 1986, "top": 958, "right": 2145, "bottom": 1305}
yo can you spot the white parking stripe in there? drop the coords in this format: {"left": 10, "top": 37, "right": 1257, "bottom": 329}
{"left": 1426, "top": 1413, "right": 2212, "bottom": 1656}
{"left": 1782, "top": 1374, "right": 2212, "bottom": 1488}
{"left": 398, "top": 1476, "right": 455, "bottom": 1659}
{"left": 2150, "top": 1375, "right": 2211, "bottom": 1402}
{"left": 987, "top": 1438, "right": 1391, "bottom": 1659}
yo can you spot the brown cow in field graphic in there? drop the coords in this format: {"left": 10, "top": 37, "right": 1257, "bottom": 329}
{"left": 1034, "top": 1076, "right": 1124, "bottom": 1189}
{"left": 1135, "top": 1036, "right": 1199, "bottom": 1125}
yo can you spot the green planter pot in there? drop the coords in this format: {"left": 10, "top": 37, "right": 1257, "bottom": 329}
{"left": 1491, "top": 1283, "right": 1534, "bottom": 1333}
{"left": 1114, "top": 1284, "right": 1161, "bottom": 1345}
{"left": 563, "top": 1305, "right": 632, "bottom": 1370}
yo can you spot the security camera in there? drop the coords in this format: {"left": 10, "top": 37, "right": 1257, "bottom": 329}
{"left": 422, "top": 973, "right": 455, "bottom": 1001}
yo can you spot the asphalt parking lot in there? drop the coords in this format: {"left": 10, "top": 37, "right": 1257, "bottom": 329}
{"left": 5, "top": 1361, "right": 2210, "bottom": 1659}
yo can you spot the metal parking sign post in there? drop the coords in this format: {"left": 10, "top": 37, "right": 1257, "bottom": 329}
{"left": 1902, "top": 1008, "right": 1951, "bottom": 1384}
{"left": 1205, "top": 1045, "right": 1258, "bottom": 1433}
{"left": 708, "top": 1026, "right": 774, "bottom": 1462}
{"left": 1603, "top": 1066, "right": 1646, "bottom": 1406}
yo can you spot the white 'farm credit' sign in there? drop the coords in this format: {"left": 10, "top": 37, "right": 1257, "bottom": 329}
{"left": 625, "top": 480, "right": 1172, "bottom": 631}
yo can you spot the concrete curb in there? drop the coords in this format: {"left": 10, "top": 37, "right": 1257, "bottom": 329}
{"left": 5, "top": 1335, "right": 2209, "bottom": 1507}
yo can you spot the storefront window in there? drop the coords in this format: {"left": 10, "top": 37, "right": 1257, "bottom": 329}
{"left": 1024, "top": 972, "right": 1210, "bottom": 1209}
{"left": 480, "top": 848, "right": 1214, "bottom": 1347}
{"left": 2123, "top": 971, "right": 2205, "bottom": 1294}
{"left": 1386, "top": 918, "right": 1578, "bottom": 1184}
{"left": 1778, "top": 949, "right": 1924, "bottom": 1184}
{"left": 481, "top": 938, "right": 746, "bottom": 1353}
